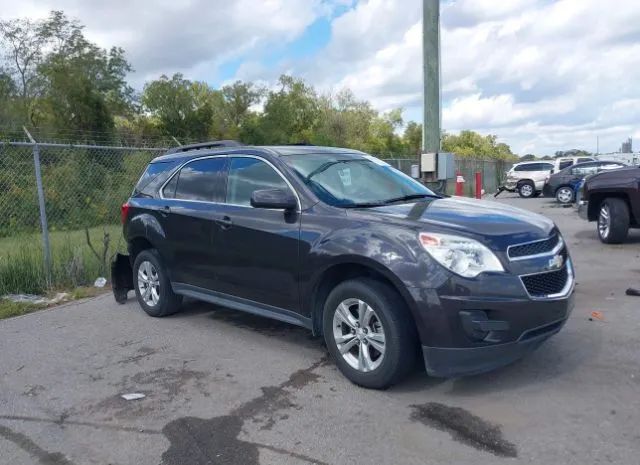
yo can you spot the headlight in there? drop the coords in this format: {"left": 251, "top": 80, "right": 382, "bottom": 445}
{"left": 419, "top": 232, "right": 504, "bottom": 278}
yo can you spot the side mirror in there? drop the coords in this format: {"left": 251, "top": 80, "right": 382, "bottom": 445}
{"left": 251, "top": 188, "right": 297, "bottom": 210}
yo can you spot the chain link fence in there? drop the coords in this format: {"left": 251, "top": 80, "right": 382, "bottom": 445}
{"left": 0, "top": 142, "right": 165, "bottom": 294}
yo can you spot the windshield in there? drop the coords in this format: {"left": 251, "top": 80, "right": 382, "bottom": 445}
{"left": 282, "top": 153, "right": 437, "bottom": 207}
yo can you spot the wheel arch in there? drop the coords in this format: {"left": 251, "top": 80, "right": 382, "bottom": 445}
{"left": 309, "top": 259, "right": 418, "bottom": 338}
{"left": 588, "top": 192, "right": 633, "bottom": 223}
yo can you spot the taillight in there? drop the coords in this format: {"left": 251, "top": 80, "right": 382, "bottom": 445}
{"left": 121, "top": 202, "right": 130, "bottom": 224}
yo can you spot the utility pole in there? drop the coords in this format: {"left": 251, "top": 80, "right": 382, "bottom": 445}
{"left": 423, "top": 0, "right": 441, "bottom": 153}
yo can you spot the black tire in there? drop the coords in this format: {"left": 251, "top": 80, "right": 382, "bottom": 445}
{"left": 518, "top": 181, "right": 535, "bottom": 198}
{"left": 322, "top": 278, "right": 417, "bottom": 389}
{"left": 555, "top": 186, "right": 574, "bottom": 204}
{"left": 598, "top": 198, "right": 630, "bottom": 244}
{"left": 133, "top": 249, "right": 182, "bottom": 317}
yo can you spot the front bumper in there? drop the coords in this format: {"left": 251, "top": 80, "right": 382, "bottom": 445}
{"left": 542, "top": 184, "right": 554, "bottom": 197}
{"left": 578, "top": 200, "right": 589, "bottom": 220}
{"left": 423, "top": 315, "right": 568, "bottom": 377}
{"left": 408, "top": 258, "right": 575, "bottom": 377}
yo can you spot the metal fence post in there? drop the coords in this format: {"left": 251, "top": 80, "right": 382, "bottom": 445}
{"left": 23, "top": 127, "right": 52, "bottom": 286}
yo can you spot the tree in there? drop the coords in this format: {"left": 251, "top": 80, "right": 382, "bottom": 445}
{"left": 0, "top": 14, "right": 50, "bottom": 124}
{"left": 142, "top": 73, "right": 218, "bottom": 140}
{"left": 520, "top": 154, "right": 536, "bottom": 161}
{"left": 255, "top": 75, "right": 320, "bottom": 144}
{"left": 442, "top": 130, "right": 517, "bottom": 160}
{"left": 403, "top": 121, "right": 422, "bottom": 156}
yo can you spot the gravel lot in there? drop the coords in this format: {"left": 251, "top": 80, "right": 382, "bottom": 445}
{"left": 1, "top": 194, "right": 639, "bottom": 465}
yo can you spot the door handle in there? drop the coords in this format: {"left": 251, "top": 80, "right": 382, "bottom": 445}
{"left": 215, "top": 216, "right": 233, "bottom": 229}
{"left": 160, "top": 205, "right": 171, "bottom": 217}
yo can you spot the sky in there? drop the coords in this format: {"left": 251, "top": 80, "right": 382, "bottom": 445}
{"left": 3, "top": 0, "right": 640, "bottom": 156}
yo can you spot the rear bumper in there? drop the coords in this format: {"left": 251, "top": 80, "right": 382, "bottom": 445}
{"left": 111, "top": 253, "right": 134, "bottom": 303}
{"left": 542, "top": 184, "right": 554, "bottom": 197}
{"left": 422, "top": 317, "right": 567, "bottom": 377}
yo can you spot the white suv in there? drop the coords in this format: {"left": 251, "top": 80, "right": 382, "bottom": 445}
{"left": 552, "top": 156, "right": 595, "bottom": 173}
{"left": 505, "top": 161, "right": 554, "bottom": 198}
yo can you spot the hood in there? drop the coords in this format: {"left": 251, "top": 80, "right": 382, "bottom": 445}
{"left": 350, "top": 197, "right": 555, "bottom": 247}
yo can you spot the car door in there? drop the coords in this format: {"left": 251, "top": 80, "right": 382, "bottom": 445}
{"left": 211, "top": 156, "right": 302, "bottom": 312}
{"left": 159, "top": 156, "right": 228, "bottom": 289}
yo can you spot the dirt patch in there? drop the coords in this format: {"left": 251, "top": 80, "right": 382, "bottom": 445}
{"left": 88, "top": 363, "right": 209, "bottom": 419}
{"left": 410, "top": 402, "right": 518, "bottom": 458}
{"left": 161, "top": 357, "right": 329, "bottom": 465}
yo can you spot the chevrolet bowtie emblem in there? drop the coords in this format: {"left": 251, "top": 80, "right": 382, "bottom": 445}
{"left": 548, "top": 254, "right": 564, "bottom": 270}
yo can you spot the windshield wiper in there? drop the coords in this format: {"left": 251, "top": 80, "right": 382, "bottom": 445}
{"left": 381, "top": 193, "right": 440, "bottom": 204}
{"left": 305, "top": 160, "right": 351, "bottom": 181}
{"left": 342, "top": 201, "right": 387, "bottom": 209}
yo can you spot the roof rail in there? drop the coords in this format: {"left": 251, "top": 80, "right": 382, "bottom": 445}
{"left": 166, "top": 140, "right": 244, "bottom": 154}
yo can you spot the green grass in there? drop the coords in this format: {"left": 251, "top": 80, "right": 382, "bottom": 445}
{"left": 0, "top": 286, "right": 107, "bottom": 320}
{"left": 0, "top": 300, "right": 44, "bottom": 319}
{"left": 0, "top": 224, "right": 126, "bottom": 296}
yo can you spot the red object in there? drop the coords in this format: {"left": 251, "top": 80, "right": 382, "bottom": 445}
{"left": 455, "top": 172, "right": 464, "bottom": 196}
{"left": 475, "top": 172, "right": 482, "bottom": 199}
{"left": 121, "top": 202, "right": 130, "bottom": 224}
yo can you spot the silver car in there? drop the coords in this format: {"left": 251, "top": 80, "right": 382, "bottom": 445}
{"left": 505, "top": 161, "right": 554, "bottom": 198}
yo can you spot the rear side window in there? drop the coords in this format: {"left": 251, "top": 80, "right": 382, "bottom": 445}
{"left": 226, "top": 157, "right": 289, "bottom": 206}
{"left": 172, "top": 157, "right": 227, "bottom": 202}
{"left": 514, "top": 163, "right": 552, "bottom": 171}
{"left": 134, "top": 161, "right": 179, "bottom": 196}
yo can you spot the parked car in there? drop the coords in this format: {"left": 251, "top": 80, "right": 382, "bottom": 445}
{"left": 543, "top": 161, "right": 626, "bottom": 204}
{"left": 505, "top": 161, "right": 554, "bottom": 198}
{"left": 113, "top": 141, "right": 575, "bottom": 389}
{"left": 578, "top": 166, "right": 640, "bottom": 243}
{"left": 552, "top": 156, "right": 595, "bottom": 173}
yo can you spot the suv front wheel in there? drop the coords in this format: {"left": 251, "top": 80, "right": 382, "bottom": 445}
{"left": 133, "top": 249, "right": 182, "bottom": 317}
{"left": 323, "top": 278, "right": 417, "bottom": 389}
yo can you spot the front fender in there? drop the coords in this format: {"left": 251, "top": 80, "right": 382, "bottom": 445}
{"left": 301, "top": 223, "right": 450, "bottom": 332}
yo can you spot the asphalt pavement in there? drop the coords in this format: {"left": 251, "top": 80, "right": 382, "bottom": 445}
{"left": 1, "top": 194, "right": 639, "bottom": 465}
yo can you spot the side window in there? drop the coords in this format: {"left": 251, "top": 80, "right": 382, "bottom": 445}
{"left": 173, "top": 157, "right": 227, "bottom": 202}
{"left": 162, "top": 174, "right": 179, "bottom": 198}
{"left": 227, "top": 157, "right": 290, "bottom": 206}
{"left": 559, "top": 160, "right": 573, "bottom": 170}
{"left": 573, "top": 166, "right": 598, "bottom": 176}
{"left": 540, "top": 163, "right": 553, "bottom": 171}
{"left": 578, "top": 158, "right": 594, "bottom": 163}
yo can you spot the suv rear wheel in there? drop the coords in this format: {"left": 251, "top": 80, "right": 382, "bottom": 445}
{"left": 556, "top": 186, "right": 574, "bottom": 204}
{"left": 133, "top": 249, "right": 182, "bottom": 317}
{"left": 518, "top": 181, "right": 535, "bottom": 198}
{"left": 322, "top": 278, "right": 417, "bottom": 389}
{"left": 598, "top": 198, "right": 630, "bottom": 244}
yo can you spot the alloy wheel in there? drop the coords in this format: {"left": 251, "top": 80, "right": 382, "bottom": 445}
{"left": 557, "top": 187, "right": 573, "bottom": 204}
{"left": 520, "top": 184, "right": 533, "bottom": 197}
{"left": 598, "top": 204, "right": 610, "bottom": 239}
{"left": 137, "top": 260, "right": 160, "bottom": 307}
{"left": 332, "top": 298, "right": 386, "bottom": 372}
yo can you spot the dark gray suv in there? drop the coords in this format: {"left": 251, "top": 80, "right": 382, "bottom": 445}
{"left": 113, "top": 141, "right": 575, "bottom": 388}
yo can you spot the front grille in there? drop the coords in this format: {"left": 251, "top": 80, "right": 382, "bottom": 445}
{"left": 508, "top": 235, "right": 559, "bottom": 259}
{"left": 521, "top": 267, "right": 569, "bottom": 297}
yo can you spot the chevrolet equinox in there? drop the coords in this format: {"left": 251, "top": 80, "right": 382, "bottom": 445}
{"left": 112, "top": 141, "right": 575, "bottom": 389}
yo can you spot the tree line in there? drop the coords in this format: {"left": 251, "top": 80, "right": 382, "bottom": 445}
{"left": 1, "top": 11, "right": 517, "bottom": 160}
